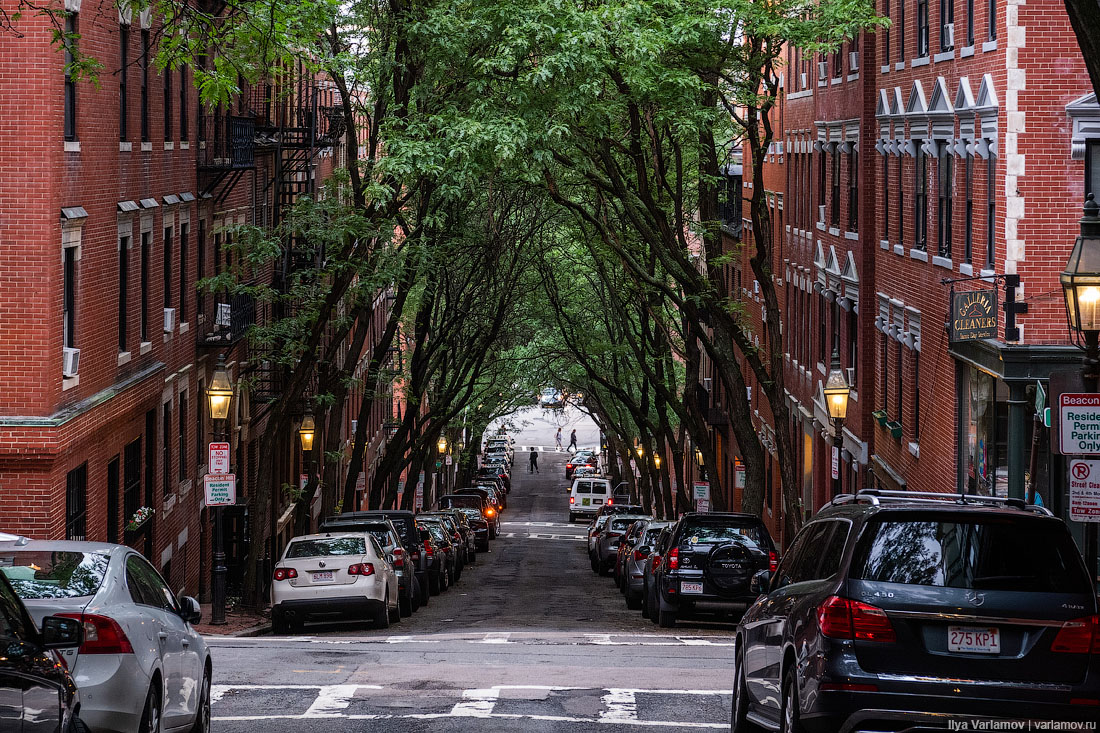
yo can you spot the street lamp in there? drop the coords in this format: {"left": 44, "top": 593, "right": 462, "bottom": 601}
{"left": 635, "top": 444, "right": 644, "bottom": 458}
{"left": 298, "top": 415, "right": 316, "bottom": 453}
{"left": 205, "top": 355, "right": 233, "bottom": 625}
{"left": 437, "top": 435, "right": 448, "bottom": 454}
{"left": 822, "top": 348, "right": 850, "bottom": 498}
{"left": 1061, "top": 193, "right": 1100, "bottom": 590}
{"left": 653, "top": 454, "right": 661, "bottom": 470}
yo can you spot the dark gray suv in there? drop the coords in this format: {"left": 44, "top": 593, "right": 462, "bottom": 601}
{"left": 732, "top": 489, "right": 1099, "bottom": 733}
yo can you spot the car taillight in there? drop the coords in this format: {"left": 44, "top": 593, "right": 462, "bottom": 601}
{"left": 486, "top": 508, "right": 495, "bottom": 516}
{"left": 453, "top": 532, "right": 461, "bottom": 543}
{"left": 1051, "top": 615, "right": 1100, "bottom": 654}
{"left": 633, "top": 549, "right": 648, "bottom": 561}
{"left": 566, "top": 464, "right": 574, "bottom": 470}
{"left": 57, "top": 613, "right": 134, "bottom": 654}
{"left": 424, "top": 540, "right": 435, "bottom": 558}
{"left": 570, "top": 497, "right": 575, "bottom": 504}
{"left": 411, "top": 550, "right": 421, "bottom": 562}
{"left": 817, "top": 596, "right": 896, "bottom": 642}
{"left": 768, "top": 551, "right": 778, "bottom": 572}
{"left": 348, "top": 563, "right": 375, "bottom": 576}
{"left": 667, "top": 547, "right": 679, "bottom": 570}
{"left": 273, "top": 567, "right": 298, "bottom": 582}
{"left": 651, "top": 555, "right": 661, "bottom": 573}
{"left": 392, "top": 549, "right": 405, "bottom": 568}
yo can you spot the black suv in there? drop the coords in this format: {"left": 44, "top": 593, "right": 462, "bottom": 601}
{"left": 654, "top": 512, "right": 776, "bottom": 628}
{"left": 732, "top": 490, "right": 1100, "bottom": 733}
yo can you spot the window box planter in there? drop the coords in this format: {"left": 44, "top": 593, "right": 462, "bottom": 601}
{"left": 885, "top": 420, "right": 903, "bottom": 440}
{"left": 872, "top": 409, "right": 888, "bottom": 426}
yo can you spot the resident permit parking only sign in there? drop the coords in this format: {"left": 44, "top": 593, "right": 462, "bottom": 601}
{"left": 1059, "top": 393, "right": 1100, "bottom": 455}
{"left": 204, "top": 474, "right": 236, "bottom": 507}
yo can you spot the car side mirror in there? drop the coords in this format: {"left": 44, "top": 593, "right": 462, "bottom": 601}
{"left": 636, "top": 545, "right": 651, "bottom": 555}
{"left": 41, "top": 615, "right": 83, "bottom": 649}
{"left": 750, "top": 570, "right": 772, "bottom": 596}
{"left": 179, "top": 595, "right": 202, "bottom": 624}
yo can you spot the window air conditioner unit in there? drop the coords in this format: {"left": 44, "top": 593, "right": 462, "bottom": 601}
{"left": 818, "top": 204, "right": 827, "bottom": 222}
{"left": 818, "top": 61, "right": 828, "bottom": 80}
{"left": 62, "top": 347, "right": 80, "bottom": 378}
{"left": 846, "top": 367, "right": 856, "bottom": 386}
{"left": 215, "top": 302, "right": 231, "bottom": 328}
{"left": 163, "top": 307, "right": 176, "bottom": 333}
{"left": 849, "top": 51, "right": 859, "bottom": 71}
{"left": 943, "top": 23, "right": 954, "bottom": 49}
{"left": 800, "top": 72, "right": 808, "bottom": 88}
{"left": 351, "top": 419, "right": 358, "bottom": 435}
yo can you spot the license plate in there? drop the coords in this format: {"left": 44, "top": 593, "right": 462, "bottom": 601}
{"left": 681, "top": 581, "right": 704, "bottom": 594}
{"left": 312, "top": 571, "right": 334, "bottom": 582}
{"left": 593, "top": 499, "right": 603, "bottom": 505}
{"left": 948, "top": 626, "right": 1000, "bottom": 653}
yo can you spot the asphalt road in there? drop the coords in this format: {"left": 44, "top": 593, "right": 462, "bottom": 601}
{"left": 207, "top": 443, "right": 736, "bottom": 731}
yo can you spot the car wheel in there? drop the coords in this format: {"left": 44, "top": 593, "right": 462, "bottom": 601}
{"left": 388, "top": 597, "right": 401, "bottom": 624}
{"left": 780, "top": 666, "right": 803, "bottom": 733}
{"left": 658, "top": 598, "right": 677, "bottom": 628}
{"left": 190, "top": 667, "right": 211, "bottom": 733}
{"left": 374, "top": 594, "right": 391, "bottom": 630}
{"left": 641, "top": 582, "right": 650, "bottom": 619}
{"left": 67, "top": 716, "right": 91, "bottom": 733}
{"left": 731, "top": 647, "right": 753, "bottom": 733}
{"left": 138, "top": 681, "right": 162, "bottom": 733}
{"left": 428, "top": 571, "right": 441, "bottom": 596}
{"left": 568, "top": 513, "right": 575, "bottom": 523}
{"left": 590, "top": 554, "right": 599, "bottom": 573}
{"left": 418, "top": 577, "right": 430, "bottom": 606}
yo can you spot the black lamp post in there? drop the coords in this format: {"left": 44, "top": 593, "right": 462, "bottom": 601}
{"left": 823, "top": 348, "right": 851, "bottom": 498}
{"left": 1060, "top": 193, "right": 1100, "bottom": 589}
{"left": 206, "top": 355, "right": 233, "bottom": 626}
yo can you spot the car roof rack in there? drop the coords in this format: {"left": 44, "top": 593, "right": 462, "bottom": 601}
{"left": 828, "top": 489, "right": 1053, "bottom": 516}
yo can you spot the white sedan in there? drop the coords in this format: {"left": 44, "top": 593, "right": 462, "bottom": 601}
{"left": 0, "top": 538, "right": 210, "bottom": 733}
{"left": 271, "top": 532, "right": 400, "bottom": 634}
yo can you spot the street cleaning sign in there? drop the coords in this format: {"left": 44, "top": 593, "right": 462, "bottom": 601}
{"left": 1059, "top": 393, "right": 1100, "bottom": 454}
{"left": 1067, "top": 458, "right": 1100, "bottom": 523}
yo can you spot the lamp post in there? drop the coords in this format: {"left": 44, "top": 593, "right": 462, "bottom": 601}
{"left": 822, "top": 348, "right": 851, "bottom": 498}
{"left": 653, "top": 454, "right": 662, "bottom": 470}
{"left": 206, "top": 355, "right": 233, "bottom": 626}
{"left": 1060, "top": 193, "right": 1100, "bottom": 589}
{"left": 298, "top": 414, "right": 316, "bottom": 465}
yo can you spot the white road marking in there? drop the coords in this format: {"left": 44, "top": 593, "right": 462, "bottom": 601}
{"left": 213, "top": 684, "right": 730, "bottom": 727}
{"left": 475, "top": 631, "right": 513, "bottom": 644}
{"left": 303, "top": 684, "right": 361, "bottom": 717}
{"left": 448, "top": 687, "right": 501, "bottom": 717}
{"left": 599, "top": 689, "right": 638, "bottom": 723}
{"left": 502, "top": 521, "right": 579, "bottom": 528}
{"left": 206, "top": 632, "right": 735, "bottom": 647}
{"left": 497, "top": 532, "right": 586, "bottom": 541}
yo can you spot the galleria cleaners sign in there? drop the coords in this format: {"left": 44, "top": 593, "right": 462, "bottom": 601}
{"left": 948, "top": 289, "right": 998, "bottom": 342}
{"left": 1060, "top": 393, "right": 1100, "bottom": 455}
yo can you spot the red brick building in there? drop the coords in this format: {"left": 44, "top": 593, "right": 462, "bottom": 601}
{"left": 0, "top": 0, "right": 392, "bottom": 599}
{"left": 725, "top": 0, "right": 1098, "bottom": 552}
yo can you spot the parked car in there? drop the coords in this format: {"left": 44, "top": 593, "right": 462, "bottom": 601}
{"left": 324, "top": 510, "right": 428, "bottom": 608}
{"left": 565, "top": 450, "right": 598, "bottom": 480}
{"left": 596, "top": 515, "right": 651, "bottom": 575}
{"left": 476, "top": 467, "right": 511, "bottom": 494}
{"left": 653, "top": 512, "right": 776, "bottom": 628}
{"left": 318, "top": 517, "right": 418, "bottom": 618}
{"left": 642, "top": 526, "right": 674, "bottom": 622}
{"left": 484, "top": 437, "right": 514, "bottom": 463}
{"left": 420, "top": 512, "right": 471, "bottom": 574}
{"left": 454, "top": 488, "right": 501, "bottom": 536}
{"left": 452, "top": 507, "right": 491, "bottom": 551}
{"left": 0, "top": 538, "right": 211, "bottom": 733}
{"left": 413, "top": 525, "right": 446, "bottom": 598}
{"left": 586, "top": 515, "right": 611, "bottom": 568}
{"left": 271, "top": 532, "right": 400, "bottom": 634}
{"left": 0, "top": 563, "right": 85, "bottom": 733}
{"left": 622, "top": 521, "right": 672, "bottom": 610}
{"left": 417, "top": 521, "right": 457, "bottom": 593}
{"left": 732, "top": 489, "right": 1100, "bottom": 733}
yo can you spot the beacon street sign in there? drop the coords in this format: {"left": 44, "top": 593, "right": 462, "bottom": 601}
{"left": 1059, "top": 393, "right": 1100, "bottom": 455}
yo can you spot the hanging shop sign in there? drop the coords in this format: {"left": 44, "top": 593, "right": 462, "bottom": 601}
{"left": 948, "top": 289, "right": 998, "bottom": 342}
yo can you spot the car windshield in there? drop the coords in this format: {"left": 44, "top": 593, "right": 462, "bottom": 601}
{"left": 457, "top": 509, "right": 482, "bottom": 522}
{"left": 682, "top": 523, "right": 767, "bottom": 548}
{"left": 0, "top": 550, "right": 110, "bottom": 600}
{"left": 850, "top": 516, "right": 1091, "bottom": 593}
{"left": 286, "top": 537, "right": 366, "bottom": 558}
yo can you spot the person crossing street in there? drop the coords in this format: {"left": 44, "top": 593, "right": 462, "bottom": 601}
{"left": 529, "top": 449, "right": 539, "bottom": 473}
{"left": 555, "top": 428, "right": 563, "bottom": 451}
{"left": 568, "top": 429, "right": 578, "bottom": 452}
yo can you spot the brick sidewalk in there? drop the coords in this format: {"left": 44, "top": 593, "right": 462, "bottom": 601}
{"left": 193, "top": 602, "right": 269, "bottom": 636}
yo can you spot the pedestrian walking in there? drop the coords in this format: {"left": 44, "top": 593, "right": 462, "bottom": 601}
{"left": 555, "top": 428, "right": 563, "bottom": 451}
{"left": 568, "top": 429, "right": 577, "bottom": 452}
{"left": 529, "top": 449, "right": 539, "bottom": 473}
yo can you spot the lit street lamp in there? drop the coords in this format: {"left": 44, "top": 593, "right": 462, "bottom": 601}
{"left": 438, "top": 435, "right": 448, "bottom": 454}
{"left": 1060, "top": 193, "right": 1100, "bottom": 586}
{"left": 822, "top": 348, "right": 850, "bottom": 498}
{"left": 298, "top": 415, "right": 316, "bottom": 453}
{"left": 206, "top": 355, "right": 233, "bottom": 625}
{"left": 653, "top": 454, "right": 661, "bottom": 470}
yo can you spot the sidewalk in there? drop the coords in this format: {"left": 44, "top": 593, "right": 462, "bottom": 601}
{"left": 193, "top": 602, "right": 270, "bottom": 637}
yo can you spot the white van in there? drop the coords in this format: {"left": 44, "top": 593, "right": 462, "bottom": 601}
{"left": 568, "top": 477, "right": 613, "bottom": 522}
